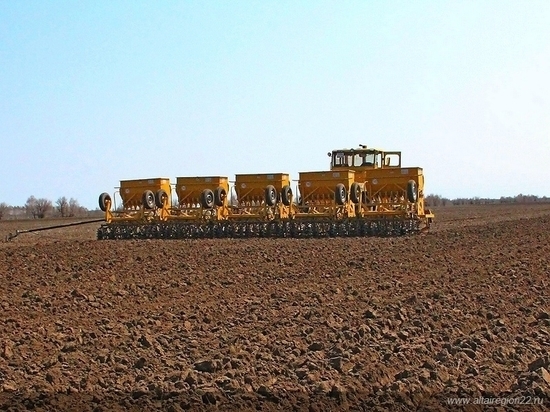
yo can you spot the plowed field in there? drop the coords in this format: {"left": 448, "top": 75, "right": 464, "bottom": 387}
{"left": 1, "top": 203, "right": 549, "bottom": 411}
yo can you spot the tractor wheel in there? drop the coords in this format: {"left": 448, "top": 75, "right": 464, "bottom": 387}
{"left": 142, "top": 190, "right": 155, "bottom": 210}
{"left": 407, "top": 180, "right": 417, "bottom": 203}
{"left": 265, "top": 185, "right": 277, "bottom": 206}
{"left": 155, "top": 189, "right": 168, "bottom": 208}
{"left": 201, "top": 189, "right": 215, "bottom": 209}
{"left": 281, "top": 185, "right": 292, "bottom": 206}
{"left": 214, "top": 187, "right": 226, "bottom": 207}
{"left": 361, "top": 191, "right": 369, "bottom": 205}
{"left": 350, "top": 182, "right": 361, "bottom": 204}
{"left": 98, "top": 193, "right": 111, "bottom": 212}
{"left": 335, "top": 183, "right": 347, "bottom": 205}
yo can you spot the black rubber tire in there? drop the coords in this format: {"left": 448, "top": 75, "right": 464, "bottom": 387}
{"left": 98, "top": 192, "right": 111, "bottom": 212}
{"left": 142, "top": 190, "right": 155, "bottom": 210}
{"left": 265, "top": 185, "right": 277, "bottom": 206}
{"left": 155, "top": 189, "right": 168, "bottom": 208}
{"left": 201, "top": 189, "right": 215, "bottom": 209}
{"left": 281, "top": 185, "right": 292, "bottom": 206}
{"left": 350, "top": 182, "right": 361, "bottom": 204}
{"left": 213, "top": 187, "right": 226, "bottom": 207}
{"left": 407, "top": 180, "right": 417, "bottom": 203}
{"left": 335, "top": 183, "right": 347, "bottom": 205}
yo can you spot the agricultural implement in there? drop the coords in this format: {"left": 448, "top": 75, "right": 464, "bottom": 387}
{"left": 96, "top": 145, "right": 434, "bottom": 239}
{"left": 4, "top": 219, "right": 105, "bottom": 242}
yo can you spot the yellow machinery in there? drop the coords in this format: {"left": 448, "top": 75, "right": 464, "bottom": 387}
{"left": 327, "top": 145, "right": 434, "bottom": 223}
{"left": 97, "top": 145, "right": 434, "bottom": 239}
{"left": 296, "top": 170, "right": 357, "bottom": 219}
{"left": 174, "top": 176, "right": 230, "bottom": 221}
{"left": 231, "top": 173, "right": 293, "bottom": 220}
{"left": 98, "top": 178, "right": 171, "bottom": 224}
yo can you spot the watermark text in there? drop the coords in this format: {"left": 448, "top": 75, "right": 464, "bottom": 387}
{"left": 446, "top": 396, "right": 544, "bottom": 406}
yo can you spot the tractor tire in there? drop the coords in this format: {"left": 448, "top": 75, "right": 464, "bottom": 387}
{"left": 201, "top": 189, "right": 215, "bottom": 209}
{"left": 265, "top": 185, "right": 277, "bottom": 206}
{"left": 142, "top": 190, "right": 155, "bottom": 210}
{"left": 98, "top": 193, "right": 111, "bottom": 212}
{"left": 407, "top": 180, "right": 417, "bottom": 203}
{"left": 281, "top": 185, "right": 292, "bottom": 206}
{"left": 335, "top": 183, "right": 347, "bottom": 205}
{"left": 155, "top": 189, "right": 168, "bottom": 208}
{"left": 350, "top": 182, "right": 361, "bottom": 204}
{"left": 214, "top": 187, "right": 226, "bottom": 207}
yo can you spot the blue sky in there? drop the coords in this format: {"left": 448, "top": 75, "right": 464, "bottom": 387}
{"left": 1, "top": 1, "right": 549, "bottom": 209}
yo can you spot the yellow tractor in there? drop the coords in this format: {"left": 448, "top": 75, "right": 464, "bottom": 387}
{"left": 326, "top": 144, "right": 433, "bottom": 225}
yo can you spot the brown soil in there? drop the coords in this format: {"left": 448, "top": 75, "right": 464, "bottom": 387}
{"left": 1, "top": 203, "right": 549, "bottom": 411}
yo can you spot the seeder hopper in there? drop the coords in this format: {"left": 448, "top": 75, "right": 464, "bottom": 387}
{"left": 96, "top": 145, "right": 434, "bottom": 239}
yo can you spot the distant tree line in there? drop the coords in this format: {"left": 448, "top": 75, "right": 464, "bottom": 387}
{"left": 425, "top": 194, "right": 550, "bottom": 207}
{"left": 0, "top": 193, "right": 548, "bottom": 220}
{"left": 0, "top": 196, "right": 101, "bottom": 220}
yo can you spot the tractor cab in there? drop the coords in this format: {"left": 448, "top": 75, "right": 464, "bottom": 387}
{"left": 329, "top": 145, "right": 402, "bottom": 171}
